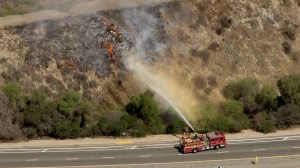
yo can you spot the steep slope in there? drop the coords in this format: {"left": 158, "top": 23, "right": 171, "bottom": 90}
{"left": 0, "top": 0, "right": 299, "bottom": 111}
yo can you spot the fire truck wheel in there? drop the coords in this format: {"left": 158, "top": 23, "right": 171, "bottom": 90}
{"left": 215, "top": 145, "right": 220, "bottom": 150}
{"left": 192, "top": 148, "right": 198, "bottom": 153}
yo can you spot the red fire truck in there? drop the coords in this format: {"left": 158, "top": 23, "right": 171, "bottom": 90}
{"left": 180, "top": 131, "right": 226, "bottom": 153}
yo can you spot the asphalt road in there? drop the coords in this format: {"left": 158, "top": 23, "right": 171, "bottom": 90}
{"left": 0, "top": 135, "right": 300, "bottom": 168}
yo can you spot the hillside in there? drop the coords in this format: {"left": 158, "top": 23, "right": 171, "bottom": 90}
{"left": 0, "top": 0, "right": 299, "bottom": 120}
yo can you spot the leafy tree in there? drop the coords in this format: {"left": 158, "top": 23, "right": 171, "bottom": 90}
{"left": 253, "top": 112, "right": 276, "bottom": 133}
{"left": 167, "top": 119, "right": 185, "bottom": 134}
{"left": 119, "top": 114, "right": 147, "bottom": 137}
{"left": 196, "top": 104, "right": 229, "bottom": 133}
{"left": 24, "top": 90, "right": 49, "bottom": 127}
{"left": 274, "top": 104, "right": 300, "bottom": 129}
{"left": 162, "top": 108, "right": 186, "bottom": 134}
{"left": 255, "top": 85, "right": 277, "bottom": 112}
{"left": 53, "top": 90, "right": 98, "bottom": 139}
{"left": 52, "top": 121, "right": 82, "bottom": 139}
{"left": 220, "top": 100, "right": 250, "bottom": 131}
{"left": 223, "top": 78, "right": 260, "bottom": 115}
{"left": 223, "top": 78, "right": 259, "bottom": 100}
{"left": 57, "top": 90, "right": 81, "bottom": 119}
{"left": 277, "top": 75, "right": 300, "bottom": 107}
{"left": 125, "top": 90, "right": 165, "bottom": 134}
{"left": 93, "top": 117, "right": 109, "bottom": 135}
{"left": 1, "top": 82, "right": 25, "bottom": 110}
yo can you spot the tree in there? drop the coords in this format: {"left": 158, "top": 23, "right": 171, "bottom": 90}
{"left": 196, "top": 104, "right": 231, "bottom": 133}
{"left": 220, "top": 100, "right": 250, "bottom": 131}
{"left": 24, "top": 90, "right": 48, "bottom": 127}
{"left": 223, "top": 78, "right": 259, "bottom": 100}
{"left": 162, "top": 108, "right": 186, "bottom": 134}
{"left": 57, "top": 90, "right": 81, "bottom": 119}
{"left": 1, "top": 82, "right": 25, "bottom": 110}
{"left": 24, "top": 90, "right": 54, "bottom": 137}
{"left": 222, "top": 78, "right": 260, "bottom": 115}
{"left": 255, "top": 85, "right": 277, "bottom": 112}
{"left": 125, "top": 90, "right": 165, "bottom": 134}
{"left": 0, "top": 91, "right": 23, "bottom": 141}
{"left": 54, "top": 90, "right": 98, "bottom": 139}
{"left": 253, "top": 112, "right": 276, "bottom": 133}
{"left": 277, "top": 75, "right": 300, "bottom": 107}
{"left": 167, "top": 119, "right": 185, "bottom": 134}
{"left": 52, "top": 121, "right": 81, "bottom": 139}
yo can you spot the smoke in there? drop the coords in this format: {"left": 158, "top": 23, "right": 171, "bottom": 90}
{"left": 123, "top": 4, "right": 202, "bottom": 125}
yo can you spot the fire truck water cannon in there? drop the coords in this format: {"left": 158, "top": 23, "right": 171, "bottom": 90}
{"left": 180, "top": 131, "right": 226, "bottom": 154}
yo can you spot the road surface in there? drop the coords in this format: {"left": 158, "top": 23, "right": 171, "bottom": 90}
{"left": 0, "top": 134, "right": 300, "bottom": 168}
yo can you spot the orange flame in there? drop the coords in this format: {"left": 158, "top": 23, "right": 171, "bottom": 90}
{"left": 108, "top": 43, "right": 114, "bottom": 58}
{"left": 65, "top": 60, "right": 77, "bottom": 70}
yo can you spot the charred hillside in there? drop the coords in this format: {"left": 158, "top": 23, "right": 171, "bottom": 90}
{"left": 0, "top": 0, "right": 299, "bottom": 108}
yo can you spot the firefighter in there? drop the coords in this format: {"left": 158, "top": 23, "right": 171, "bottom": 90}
{"left": 183, "top": 125, "right": 190, "bottom": 136}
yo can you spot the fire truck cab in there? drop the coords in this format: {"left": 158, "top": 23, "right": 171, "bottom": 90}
{"left": 180, "top": 131, "right": 226, "bottom": 153}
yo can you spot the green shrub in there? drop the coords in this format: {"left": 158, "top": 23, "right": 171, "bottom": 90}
{"left": 167, "top": 119, "right": 185, "bottom": 134}
{"left": 119, "top": 115, "right": 147, "bottom": 137}
{"left": 223, "top": 78, "right": 259, "bottom": 100}
{"left": 57, "top": 90, "right": 81, "bottom": 119}
{"left": 52, "top": 121, "right": 82, "bottom": 139}
{"left": 1, "top": 82, "right": 25, "bottom": 110}
{"left": 125, "top": 90, "right": 165, "bottom": 134}
{"left": 277, "top": 74, "right": 300, "bottom": 107}
{"left": 253, "top": 112, "right": 276, "bottom": 133}
{"left": 255, "top": 85, "right": 277, "bottom": 112}
{"left": 220, "top": 100, "right": 251, "bottom": 131}
{"left": 223, "top": 78, "right": 262, "bottom": 115}
{"left": 196, "top": 104, "right": 230, "bottom": 133}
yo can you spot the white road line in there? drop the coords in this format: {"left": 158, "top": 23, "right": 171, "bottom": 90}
{"left": 42, "top": 149, "right": 48, "bottom": 152}
{"left": 283, "top": 137, "right": 289, "bottom": 140}
{"left": 217, "top": 151, "right": 229, "bottom": 154}
{"left": 142, "top": 143, "right": 177, "bottom": 147}
{"left": 228, "top": 138, "right": 300, "bottom": 145}
{"left": 253, "top": 149, "right": 266, "bottom": 151}
{"left": 227, "top": 135, "right": 300, "bottom": 142}
{"left": 227, "top": 137, "right": 284, "bottom": 142}
{"left": 65, "top": 158, "right": 79, "bottom": 160}
{"left": 25, "top": 159, "right": 38, "bottom": 162}
{"left": 293, "top": 147, "right": 300, "bottom": 149}
{"left": 138, "top": 155, "right": 151, "bottom": 158}
{"left": 102, "top": 157, "right": 115, "bottom": 159}
{"left": 130, "top": 146, "right": 136, "bottom": 149}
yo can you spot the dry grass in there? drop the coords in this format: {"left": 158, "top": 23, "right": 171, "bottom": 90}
{"left": 0, "top": 0, "right": 88, "bottom": 17}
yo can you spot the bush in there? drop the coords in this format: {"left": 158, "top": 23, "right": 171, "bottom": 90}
{"left": 223, "top": 78, "right": 260, "bottom": 115}
{"left": 125, "top": 90, "right": 165, "bottom": 134}
{"left": 274, "top": 104, "right": 300, "bottom": 129}
{"left": 119, "top": 115, "right": 147, "bottom": 137}
{"left": 223, "top": 78, "right": 259, "bottom": 100}
{"left": 277, "top": 74, "right": 300, "bottom": 107}
{"left": 255, "top": 85, "right": 277, "bottom": 112}
{"left": 52, "top": 121, "right": 82, "bottom": 139}
{"left": 167, "top": 119, "right": 185, "bottom": 134}
{"left": 220, "top": 100, "right": 251, "bottom": 131}
{"left": 282, "top": 42, "right": 292, "bottom": 54}
{"left": 253, "top": 112, "right": 276, "bottom": 133}
{"left": 196, "top": 104, "right": 241, "bottom": 133}
{"left": 0, "top": 91, "right": 23, "bottom": 141}
{"left": 1, "top": 82, "right": 25, "bottom": 110}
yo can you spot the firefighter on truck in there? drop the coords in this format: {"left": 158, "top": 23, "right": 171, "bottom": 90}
{"left": 180, "top": 130, "right": 226, "bottom": 153}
